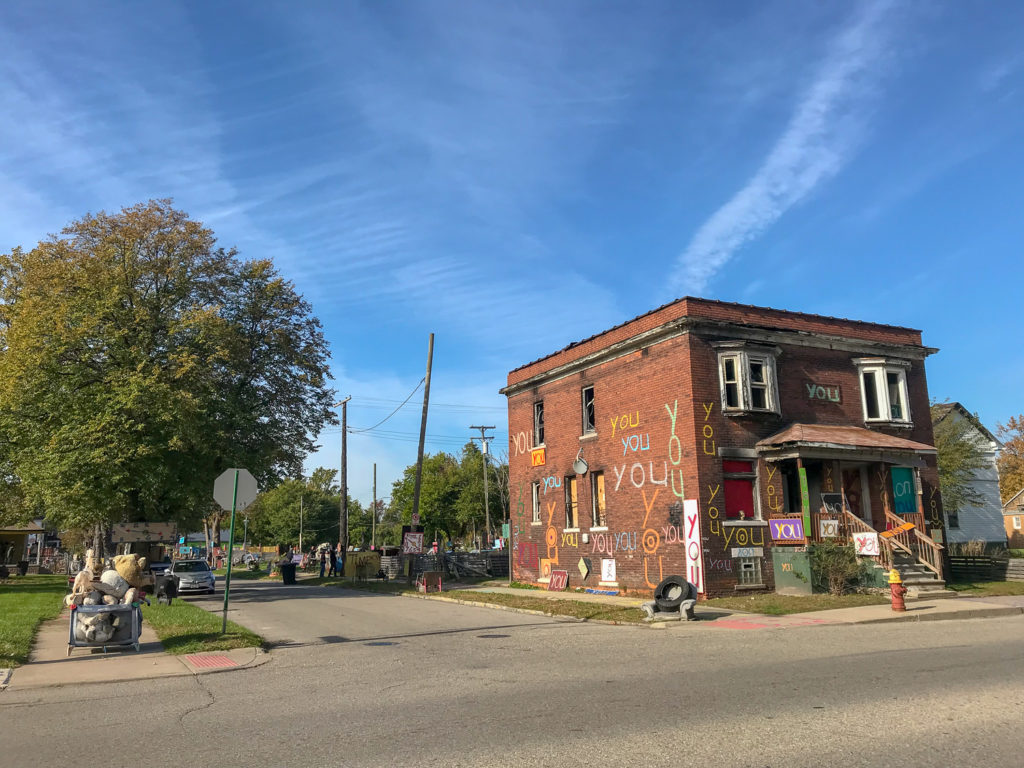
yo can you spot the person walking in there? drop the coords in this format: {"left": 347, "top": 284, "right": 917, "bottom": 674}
{"left": 319, "top": 548, "right": 326, "bottom": 578}
{"left": 328, "top": 546, "right": 337, "bottom": 577}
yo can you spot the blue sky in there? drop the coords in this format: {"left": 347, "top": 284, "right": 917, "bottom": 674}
{"left": 2, "top": 1, "right": 1022, "bottom": 506}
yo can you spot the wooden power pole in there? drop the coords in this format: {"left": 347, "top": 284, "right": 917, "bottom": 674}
{"left": 411, "top": 334, "right": 434, "bottom": 534}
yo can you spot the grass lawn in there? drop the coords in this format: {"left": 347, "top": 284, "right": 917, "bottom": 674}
{"left": 946, "top": 580, "right": 1024, "bottom": 597}
{"left": 705, "top": 592, "right": 889, "bottom": 615}
{"left": 0, "top": 575, "right": 67, "bottom": 667}
{"left": 141, "top": 600, "right": 262, "bottom": 655}
{"left": 212, "top": 567, "right": 275, "bottom": 581}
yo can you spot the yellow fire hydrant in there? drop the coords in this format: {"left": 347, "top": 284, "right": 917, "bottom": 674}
{"left": 888, "top": 568, "right": 907, "bottom": 612}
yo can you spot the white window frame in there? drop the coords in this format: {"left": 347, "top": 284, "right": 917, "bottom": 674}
{"left": 737, "top": 557, "right": 762, "bottom": 586}
{"left": 531, "top": 481, "right": 541, "bottom": 524}
{"left": 564, "top": 475, "right": 579, "bottom": 530}
{"left": 854, "top": 358, "right": 911, "bottom": 424}
{"left": 717, "top": 350, "right": 779, "bottom": 414}
{"left": 1014, "top": 515, "right": 1021, "bottom": 530}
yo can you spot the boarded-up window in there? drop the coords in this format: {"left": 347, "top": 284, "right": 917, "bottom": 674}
{"left": 723, "top": 460, "right": 757, "bottom": 520}
{"left": 591, "top": 472, "right": 606, "bottom": 527}
{"left": 565, "top": 476, "right": 578, "bottom": 529}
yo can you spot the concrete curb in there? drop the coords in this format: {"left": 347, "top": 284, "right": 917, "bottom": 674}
{"left": 1, "top": 647, "right": 271, "bottom": 693}
{"left": 853, "top": 605, "right": 1024, "bottom": 624}
{"left": 401, "top": 592, "right": 675, "bottom": 629}
{"left": 0, "top": 667, "right": 11, "bottom": 689}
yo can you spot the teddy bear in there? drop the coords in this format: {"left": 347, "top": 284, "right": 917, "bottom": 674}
{"left": 74, "top": 612, "right": 115, "bottom": 643}
{"left": 64, "top": 568, "right": 95, "bottom": 608}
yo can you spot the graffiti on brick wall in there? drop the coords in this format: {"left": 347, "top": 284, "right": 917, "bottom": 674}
{"left": 542, "top": 475, "right": 562, "bottom": 494}
{"left": 708, "top": 558, "right": 733, "bottom": 572}
{"left": 621, "top": 432, "right": 651, "bottom": 456}
{"left": 510, "top": 430, "right": 530, "bottom": 458}
{"left": 764, "top": 464, "right": 783, "bottom": 514}
{"left": 612, "top": 461, "right": 667, "bottom": 491}
{"left": 518, "top": 541, "right": 539, "bottom": 569}
{"left": 701, "top": 402, "right": 716, "bottom": 456}
{"left": 665, "top": 399, "right": 685, "bottom": 502}
{"left": 609, "top": 411, "right": 640, "bottom": 438}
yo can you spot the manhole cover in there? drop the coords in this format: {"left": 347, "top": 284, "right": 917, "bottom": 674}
{"left": 364, "top": 641, "right": 398, "bottom": 647}
{"left": 476, "top": 634, "right": 511, "bottom": 639}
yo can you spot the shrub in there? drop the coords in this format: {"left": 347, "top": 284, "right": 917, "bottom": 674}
{"left": 809, "top": 541, "right": 868, "bottom": 596}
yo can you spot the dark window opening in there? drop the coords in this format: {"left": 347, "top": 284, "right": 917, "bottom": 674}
{"left": 582, "top": 386, "right": 595, "bottom": 434}
{"left": 862, "top": 371, "right": 880, "bottom": 419}
{"left": 534, "top": 401, "right": 544, "bottom": 446}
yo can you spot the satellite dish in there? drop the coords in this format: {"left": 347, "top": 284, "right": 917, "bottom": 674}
{"left": 573, "top": 457, "right": 589, "bottom": 475}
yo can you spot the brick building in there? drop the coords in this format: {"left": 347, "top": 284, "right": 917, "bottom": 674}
{"left": 501, "top": 297, "right": 947, "bottom": 598}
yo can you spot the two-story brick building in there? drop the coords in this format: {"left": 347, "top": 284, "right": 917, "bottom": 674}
{"left": 501, "top": 297, "right": 947, "bottom": 598}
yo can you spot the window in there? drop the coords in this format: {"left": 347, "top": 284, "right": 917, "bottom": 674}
{"left": 1014, "top": 516, "right": 1021, "bottom": 531}
{"left": 581, "top": 386, "right": 595, "bottom": 435}
{"left": 533, "top": 401, "right": 545, "bottom": 446}
{"left": 531, "top": 482, "right": 541, "bottom": 524}
{"left": 723, "top": 460, "right": 759, "bottom": 520}
{"left": 717, "top": 350, "right": 778, "bottom": 413}
{"left": 564, "top": 475, "right": 578, "bottom": 529}
{"left": 946, "top": 508, "right": 960, "bottom": 529}
{"left": 591, "top": 471, "right": 606, "bottom": 527}
{"left": 855, "top": 359, "right": 911, "bottom": 423}
{"left": 737, "top": 557, "right": 762, "bottom": 586}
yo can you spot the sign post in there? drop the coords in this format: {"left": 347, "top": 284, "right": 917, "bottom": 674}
{"left": 214, "top": 468, "right": 258, "bottom": 635}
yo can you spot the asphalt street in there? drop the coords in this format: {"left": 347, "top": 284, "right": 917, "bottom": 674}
{"left": 3, "top": 581, "right": 1023, "bottom": 767}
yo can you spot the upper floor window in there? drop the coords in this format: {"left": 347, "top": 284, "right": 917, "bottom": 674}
{"left": 581, "top": 386, "right": 595, "bottom": 435}
{"left": 717, "top": 350, "right": 779, "bottom": 413}
{"left": 855, "top": 358, "right": 911, "bottom": 424}
{"left": 533, "top": 401, "right": 544, "bottom": 446}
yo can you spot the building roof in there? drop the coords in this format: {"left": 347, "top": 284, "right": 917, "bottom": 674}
{"left": 931, "top": 402, "right": 1000, "bottom": 446}
{"left": 756, "top": 423, "right": 936, "bottom": 454}
{"left": 505, "top": 296, "right": 931, "bottom": 390}
{"left": 1003, "top": 487, "right": 1024, "bottom": 513}
{"left": 0, "top": 522, "right": 45, "bottom": 534}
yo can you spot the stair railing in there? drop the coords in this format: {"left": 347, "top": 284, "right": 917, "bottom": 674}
{"left": 884, "top": 510, "right": 944, "bottom": 580}
{"left": 883, "top": 511, "right": 918, "bottom": 558}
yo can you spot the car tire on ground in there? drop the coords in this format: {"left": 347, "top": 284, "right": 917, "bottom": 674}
{"left": 654, "top": 576, "right": 691, "bottom": 611}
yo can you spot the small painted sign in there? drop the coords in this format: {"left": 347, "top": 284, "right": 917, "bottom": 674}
{"left": 798, "top": 468, "right": 811, "bottom": 535}
{"left": 732, "top": 547, "right": 764, "bottom": 558}
{"left": 880, "top": 522, "right": 915, "bottom": 538}
{"left": 853, "top": 532, "right": 880, "bottom": 556}
{"left": 769, "top": 517, "right": 806, "bottom": 544}
{"left": 578, "top": 557, "right": 591, "bottom": 580}
{"left": 600, "top": 558, "right": 616, "bottom": 582}
{"left": 531, "top": 448, "right": 546, "bottom": 467}
{"left": 819, "top": 519, "right": 840, "bottom": 538}
{"left": 805, "top": 382, "right": 841, "bottom": 403}
{"left": 820, "top": 493, "right": 844, "bottom": 516}
{"left": 891, "top": 467, "right": 916, "bottom": 516}
{"left": 683, "top": 499, "right": 705, "bottom": 594}
{"left": 401, "top": 532, "right": 425, "bottom": 554}
{"left": 548, "top": 569, "right": 569, "bottom": 591}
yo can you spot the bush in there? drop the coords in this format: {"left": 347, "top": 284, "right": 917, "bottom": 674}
{"left": 809, "top": 541, "right": 868, "bottom": 596}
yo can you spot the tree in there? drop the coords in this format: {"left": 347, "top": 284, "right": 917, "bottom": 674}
{"left": 0, "top": 200, "right": 336, "bottom": 543}
{"left": 246, "top": 470, "right": 341, "bottom": 548}
{"left": 997, "top": 415, "right": 1024, "bottom": 502}
{"left": 931, "top": 404, "right": 989, "bottom": 515}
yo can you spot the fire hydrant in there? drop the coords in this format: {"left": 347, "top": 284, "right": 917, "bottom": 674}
{"left": 888, "top": 569, "right": 907, "bottom": 612}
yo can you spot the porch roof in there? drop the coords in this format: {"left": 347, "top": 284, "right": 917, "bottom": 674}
{"left": 755, "top": 423, "right": 936, "bottom": 460}
{"left": 0, "top": 523, "right": 44, "bottom": 535}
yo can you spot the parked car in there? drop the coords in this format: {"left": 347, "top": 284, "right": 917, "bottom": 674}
{"left": 170, "top": 559, "right": 216, "bottom": 594}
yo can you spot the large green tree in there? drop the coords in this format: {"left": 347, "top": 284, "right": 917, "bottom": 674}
{"left": 0, "top": 200, "right": 335, "bottom": 541}
{"left": 931, "top": 404, "right": 989, "bottom": 516}
{"left": 997, "top": 415, "right": 1024, "bottom": 502}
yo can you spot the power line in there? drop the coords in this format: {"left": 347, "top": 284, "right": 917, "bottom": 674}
{"left": 347, "top": 378, "right": 425, "bottom": 433}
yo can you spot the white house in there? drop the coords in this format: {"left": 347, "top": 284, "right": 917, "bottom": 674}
{"left": 932, "top": 402, "right": 1005, "bottom": 548}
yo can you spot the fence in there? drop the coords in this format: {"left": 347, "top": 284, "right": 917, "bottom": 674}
{"left": 947, "top": 556, "right": 1022, "bottom": 581}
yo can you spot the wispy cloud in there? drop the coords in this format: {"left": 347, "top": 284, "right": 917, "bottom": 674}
{"left": 670, "top": 1, "right": 896, "bottom": 295}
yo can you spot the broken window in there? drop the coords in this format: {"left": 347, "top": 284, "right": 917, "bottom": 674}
{"left": 591, "top": 471, "right": 606, "bottom": 527}
{"left": 581, "top": 386, "right": 595, "bottom": 435}
{"left": 718, "top": 351, "right": 778, "bottom": 413}
{"left": 855, "top": 359, "right": 911, "bottom": 424}
{"left": 564, "top": 475, "right": 578, "bottom": 529}
{"left": 533, "top": 401, "right": 544, "bottom": 446}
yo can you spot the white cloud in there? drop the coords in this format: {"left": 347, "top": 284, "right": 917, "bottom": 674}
{"left": 670, "top": 1, "right": 896, "bottom": 295}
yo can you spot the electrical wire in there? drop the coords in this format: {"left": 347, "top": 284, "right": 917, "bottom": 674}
{"left": 346, "top": 378, "right": 425, "bottom": 433}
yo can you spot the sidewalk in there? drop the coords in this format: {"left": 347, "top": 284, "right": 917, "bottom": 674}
{"left": 2, "top": 611, "right": 268, "bottom": 691}
{"left": 425, "top": 583, "right": 1024, "bottom": 629}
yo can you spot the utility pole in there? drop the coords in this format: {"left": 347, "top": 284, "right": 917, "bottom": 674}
{"left": 335, "top": 396, "right": 352, "bottom": 556}
{"left": 411, "top": 334, "right": 434, "bottom": 533}
{"left": 298, "top": 492, "right": 304, "bottom": 554}
{"left": 372, "top": 463, "right": 377, "bottom": 550}
{"left": 470, "top": 425, "right": 495, "bottom": 547}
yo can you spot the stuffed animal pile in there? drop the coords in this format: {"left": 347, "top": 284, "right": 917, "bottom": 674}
{"left": 67, "top": 553, "right": 153, "bottom": 645}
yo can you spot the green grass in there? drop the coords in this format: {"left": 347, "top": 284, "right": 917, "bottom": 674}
{"left": 1008, "top": 549, "right": 1024, "bottom": 559}
{"left": 141, "top": 600, "right": 262, "bottom": 655}
{"left": 705, "top": 592, "right": 889, "bottom": 615}
{"left": 947, "top": 580, "right": 1024, "bottom": 597}
{"left": 213, "top": 567, "right": 273, "bottom": 581}
{"left": 0, "top": 575, "right": 67, "bottom": 667}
